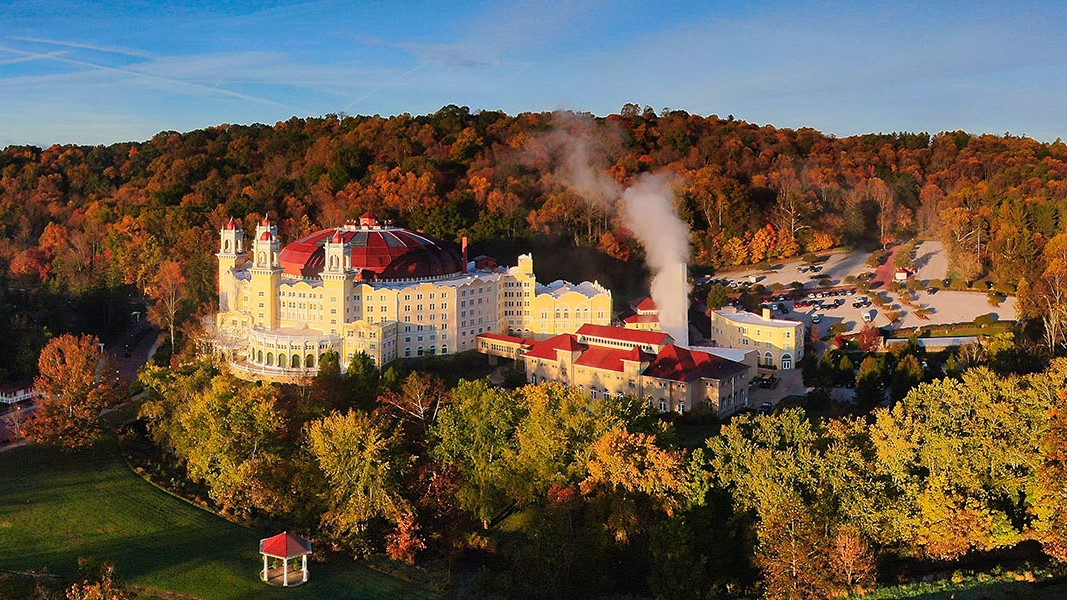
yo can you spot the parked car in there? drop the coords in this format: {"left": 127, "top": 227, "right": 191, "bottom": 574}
{"left": 757, "top": 401, "right": 774, "bottom": 414}
{"left": 779, "top": 304, "right": 790, "bottom": 315}
{"left": 811, "top": 314, "right": 822, "bottom": 323}
{"left": 862, "top": 310, "right": 874, "bottom": 322}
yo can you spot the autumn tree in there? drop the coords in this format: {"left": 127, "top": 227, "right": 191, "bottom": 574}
{"left": 307, "top": 410, "right": 408, "bottom": 549}
{"left": 869, "top": 369, "right": 1050, "bottom": 558}
{"left": 147, "top": 260, "right": 187, "bottom": 353}
{"left": 376, "top": 371, "right": 450, "bottom": 440}
{"left": 26, "top": 334, "right": 120, "bottom": 450}
{"left": 431, "top": 379, "right": 518, "bottom": 527}
{"left": 755, "top": 495, "right": 834, "bottom": 600}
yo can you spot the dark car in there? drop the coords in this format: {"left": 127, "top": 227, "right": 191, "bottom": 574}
{"left": 757, "top": 401, "right": 774, "bottom": 414}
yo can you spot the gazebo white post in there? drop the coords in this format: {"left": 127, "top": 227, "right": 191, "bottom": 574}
{"left": 283, "top": 557, "right": 289, "bottom": 587}
{"left": 302, "top": 554, "right": 308, "bottom": 582}
{"left": 262, "top": 554, "right": 268, "bottom": 581}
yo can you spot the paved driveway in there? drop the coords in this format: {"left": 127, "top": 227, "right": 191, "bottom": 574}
{"left": 913, "top": 241, "right": 948, "bottom": 282}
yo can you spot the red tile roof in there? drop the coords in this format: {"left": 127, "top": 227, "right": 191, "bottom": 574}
{"left": 576, "top": 324, "right": 670, "bottom": 346}
{"left": 635, "top": 296, "right": 657, "bottom": 311}
{"left": 524, "top": 334, "right": 586, "bottom": 360}
{"left": 623, "top": 313, "right": 660, "bottom": 324}
{"left": 260, "top": 532, "right": 312, "bottom": 558}
{"left": 644, "top": 344, "right": 749, "bottom": 382}
{"left": 573, "top": 345, "right": 653, "bottom": 373}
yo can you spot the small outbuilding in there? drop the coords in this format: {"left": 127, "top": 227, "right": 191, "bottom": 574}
{"left": 259, "top": 531, "right": 313, "bottom": 587}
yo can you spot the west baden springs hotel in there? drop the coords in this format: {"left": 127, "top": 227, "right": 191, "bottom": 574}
{"left": 213, "top": 214, "right": 767, "bottom": 416}
{"left": 212, "top": 213, "right": 612, "bottom": 379}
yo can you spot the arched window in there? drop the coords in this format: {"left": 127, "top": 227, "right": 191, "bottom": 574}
{"left": 277, "top": 354, "right": 286, "bottom": 368}
{"left": 258, "top": 251, "right": 266, "bottom": 265}
{"left": 428, "top": 345, "right": 436, "bottom": 355}
{"left": 659, "top": 399, "right": 667, "bottom": 412}
{"left": 405, "top": 347, "right": 412, "bottom": 357}
{"left": 441, "top": 345, "right": 448, "bottom": 354}
{"left": 292, "top": 355, "right": 300, "bottom": 368}
{"left": 330, "top": 255, "right": 338, "bottom": 268}
{"left": 257, "top": 350, "right": 263, "bottom": 364}
{"left": 224, "top": 239, "right": 231, "bottom": 252}
{"left": 781, "top": 353, "right": 793, "bottom": 370}
{"left": 417, "top": 346, "right": 424, "bottom": 357}
{"left": 266, "top": 352, "right": 274, "bottom": 367}
{"left": 764, "top": 352, "right": 774, "bottom": 367}
{"left": 305, "top": 354, "right": 315, "bottom": 368}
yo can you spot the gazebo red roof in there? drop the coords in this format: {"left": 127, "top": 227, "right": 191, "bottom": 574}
{"left": 260, "top": 532, "right": 313, "bottom": 558}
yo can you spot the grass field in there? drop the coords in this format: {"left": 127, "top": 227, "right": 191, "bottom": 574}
{"left": 0, "top": 437, "right": 440, "bottom": 600}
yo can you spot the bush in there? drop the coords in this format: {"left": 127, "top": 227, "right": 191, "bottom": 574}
{"left": 974, "top": 313, "right": 998, "bottom": 327}
{"left": 867, "top": 250, "right": 888, "bottom": 268}
{"left": 828, "top": 322, "right": 847, "bottom": 337}
{"left": 987, "top": 291, "right": 1003, "bottom": 307}
{"left": 886, "top": 310, "right": 902, "bottom": 323}
{"left": 802, "top": 252, "right": 819, "bottom": 264}
{"left": 844, "top": 275, "right": 858, "bottom": 285}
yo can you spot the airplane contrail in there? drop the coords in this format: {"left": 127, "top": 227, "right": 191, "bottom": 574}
{"left": 0, "top": 50, "right": 68, "bottom": 66}
{"left": 13, "top": 36, "right": 156, "bottom": 59}
{"left": 0, "top": 44, "right": 312, "bottom": 114}
{"left": 341, "top": 62, "right": 427, "bottom": 112}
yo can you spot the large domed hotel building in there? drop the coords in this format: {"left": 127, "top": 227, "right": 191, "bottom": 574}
{"left": 213, "top": 213, "right": 612, "bottom": 380}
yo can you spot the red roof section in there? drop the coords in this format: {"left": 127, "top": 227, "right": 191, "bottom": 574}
{"left": 574, "top": 344, "right": 654, "bottom": 372}
{"left": 260, "top": 532, "right": 312, "bottom": 557}
{"left": 576, "top": 324, "right": 671, "bottom": 346}
{"left": 635, "top": 296, "right": 657, "bottom": 311}
{"left": 224, "top": 217, "right": 236, "bottom": 230}
{"left": 623, "top": 313, "right": 660, "bottom": 324}
{"left": 524, "top": 334, "right": 586, "bottom": 360}
{"left": 278, "top": 225, "right": 464, "bottom": 279}
{"left": 644, "top": 344, "right": 748, "bottom": 382}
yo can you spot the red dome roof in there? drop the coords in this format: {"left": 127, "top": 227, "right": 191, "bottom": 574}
{"left": 279, "top": 224, "right": 465, "bottom": 279}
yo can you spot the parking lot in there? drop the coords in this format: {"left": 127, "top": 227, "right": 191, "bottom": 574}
{"left": 702, "top": 243, "right": 1016, "bottom": 335}
{"left": 775, "top": 288, "right": 1016, "bottom": 337}
{"left": 708, "top": 249, "right": 875, "bottom": 291}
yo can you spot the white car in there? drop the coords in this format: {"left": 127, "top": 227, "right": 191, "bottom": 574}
{"left": 811, "top": 314, "right": 822, "bottom": 324}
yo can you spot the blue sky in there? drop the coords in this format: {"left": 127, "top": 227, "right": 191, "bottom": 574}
{"left": 2, "top": 1, "right": 1067, "bottom": 146}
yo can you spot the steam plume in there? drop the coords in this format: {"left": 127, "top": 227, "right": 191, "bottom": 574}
{"left": 619, "top": 174, "right": 691, "bottom": 345}
{"left": 533, "top": 113, "right": 692, "bottom": 345}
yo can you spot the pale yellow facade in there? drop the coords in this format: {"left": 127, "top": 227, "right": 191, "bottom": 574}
{"left": 213, "top": 221, "right": 611, "bottom": 381}
{"left": 709, "top": 308, "right": 804, "bottom": 369}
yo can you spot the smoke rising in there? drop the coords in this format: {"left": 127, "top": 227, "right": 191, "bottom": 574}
{"left": 532, "top": 113, "right": 692, "bottom": 345}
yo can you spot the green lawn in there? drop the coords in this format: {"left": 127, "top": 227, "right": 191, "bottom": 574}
{"left": 0, "top": 439, "right": 440, "bottom": 600}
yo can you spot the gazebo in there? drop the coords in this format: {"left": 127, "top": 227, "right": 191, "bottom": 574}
{"left": 259, "top": 531, "right": 313, "bottom": 587}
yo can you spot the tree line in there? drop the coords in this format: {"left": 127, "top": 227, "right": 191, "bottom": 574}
{"left": 3, "top": 106, "right": 1067, "bottom": 376}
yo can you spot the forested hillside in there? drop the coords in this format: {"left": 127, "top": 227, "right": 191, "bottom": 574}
{"left": 2, "top": 105, "right": 1066, "bottom": 373}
